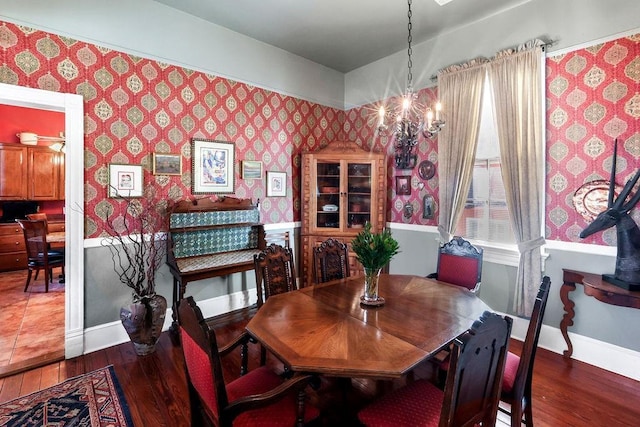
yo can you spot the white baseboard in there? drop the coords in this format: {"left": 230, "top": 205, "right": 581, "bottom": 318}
{"left": 83, "top": 291, "right": 639, "bottom": 382}
{"left": 83, "top": 290, "right": 258, "bottom": 354}
{"left": 509, "top": 315, "right": 640, "bottom": 381}
{"left": 65, "top": 328, "right": 85, "bottom": 359}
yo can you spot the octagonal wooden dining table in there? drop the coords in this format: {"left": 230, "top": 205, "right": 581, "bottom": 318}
{"left": 246, "top": 274, "right": 491, "bottom": 380}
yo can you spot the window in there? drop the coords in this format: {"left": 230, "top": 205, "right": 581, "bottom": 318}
{"left": 455, "top": 75, "right": 515, "bottom": 244}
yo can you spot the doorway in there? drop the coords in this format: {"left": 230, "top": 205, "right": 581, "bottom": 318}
{"left": 0, "top": 83, "right": 85, "bottom": 366}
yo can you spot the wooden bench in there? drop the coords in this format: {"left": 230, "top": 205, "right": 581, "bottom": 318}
{"left": 166, "top": 197, "right": 265, "bottom": 332}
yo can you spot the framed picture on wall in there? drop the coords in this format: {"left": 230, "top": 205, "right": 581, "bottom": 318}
{"left": 241, "top": 160, "right": 263, "bottom": 179}
{"left": 108, "top": 164, "right": 143, "bottom": 198}
{"left": 152, "top": 153, "right": 182, "bottom": 176}
{"left": 266, "top": 171, "right": 287, "bottom": 197}
{"left": 423, "top": 194, "right": 435, "bottom": 219}
{"left": 191, "top": 139, "right": 235, "bottom": 194}
{"left": 395, "top": 175, "right": 411, "bottom": 196}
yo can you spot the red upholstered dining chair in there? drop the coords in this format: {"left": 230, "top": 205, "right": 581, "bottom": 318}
{"left": 427, "top": 236, "right": 483, "bottom": 292}
{"left": 500, "top": 276, "right": 551, "bottom": 427}
{"left": 17, "top": 219, "right": 65, "bottom": 292}
{"left": 358, "top": 310, "right": 512, "bottom": 427}
{"left": 313, "top": 238, "right": 350, "bottom": 284}
{"left": 178, "top": 296, "right": 320, "bottom": 427}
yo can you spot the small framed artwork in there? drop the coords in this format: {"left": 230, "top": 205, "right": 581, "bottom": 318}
{"left": 152, "top": 153, "right": 182, "bottom": 175}
{"left": 423, "top": 194, "right": 435, "bottom": 219}
{"left": 192, "top": 138, "right": 235, "bottom": 194}
{"left": 242, "top": 160, "right": 263, "bottom": 179}
{"left": 108, "top": 164, "right": 143, "bottom": 198}
{"left": 266, "top": 171, "right": 287, "bottom": 197}
{"left": 396, "top": 175, "right": 411, "bottom": 196}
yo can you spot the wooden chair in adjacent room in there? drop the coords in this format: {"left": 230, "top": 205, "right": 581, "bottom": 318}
{"left": 26, "top": 212, "right": 49, "bottom": 233}
{"left": 500, "top": 275, "right": 551, "bottom": 427}
{"left": 177, "top": 296, "right": 320, "bottom": 427}
{"left": 313, "top": 237, "right": 350, "bottom": 284}
{"left": 17, "top": 219, "right": 65, "bottom": 292}
{"left": 358, "top": 310, "right": 512, "bottom": 427}
{"left": 427, "top": 236, "right": 483, "bottom": 292}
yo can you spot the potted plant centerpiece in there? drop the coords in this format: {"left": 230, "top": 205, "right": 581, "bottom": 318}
{"left": 351, "top": 222, "right": 400, "bottom": 306}
{"left": 102, "top": 185, "right": 170, "bottom": 356}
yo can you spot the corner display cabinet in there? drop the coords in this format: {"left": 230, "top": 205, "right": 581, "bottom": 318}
{"left": 301, "top": 141, "right": 387, "bottom": 287}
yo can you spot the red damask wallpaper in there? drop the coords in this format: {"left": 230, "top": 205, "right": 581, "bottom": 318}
{"left": 0, "top": 22, "right": 345, "bottom": 238}
{"left": 546, "top": 34, "right": 640, "bottom": 245}
{"left": 1, "top": 20, "right": 638, "bottom": 246}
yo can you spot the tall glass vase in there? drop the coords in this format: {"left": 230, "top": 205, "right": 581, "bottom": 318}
{"left": 361, "top": 267, "right": 384, "bottom": 306}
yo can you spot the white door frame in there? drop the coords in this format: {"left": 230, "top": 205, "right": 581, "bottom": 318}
{"left": 0, "top": 83, "right": 85, "bottom": 358}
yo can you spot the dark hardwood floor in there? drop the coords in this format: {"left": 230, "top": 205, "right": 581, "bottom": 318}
{"left": 0, "top": 307, "right": 639, "bottom": 426}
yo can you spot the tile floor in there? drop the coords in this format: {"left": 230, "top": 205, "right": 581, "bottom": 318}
{"left": 0, "top": 268, "right": 65, "bottom": 377}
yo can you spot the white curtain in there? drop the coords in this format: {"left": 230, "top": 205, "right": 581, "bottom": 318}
{"left": 437, "top": 63, "right": 486, "bottom": 243}
{"left": 488, "top": 42, "right": 545, "bottom": 316}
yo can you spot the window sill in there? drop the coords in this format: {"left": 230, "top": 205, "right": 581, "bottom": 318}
{"left": 457, "top": 239, "right": 549, "bottom": 268}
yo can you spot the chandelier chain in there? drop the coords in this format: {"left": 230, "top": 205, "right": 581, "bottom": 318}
{"left": 375, "top": 0, "right": 444, "bottom": 166}
{"left": 407, "top": 0, "right": 413, "bottom": 89}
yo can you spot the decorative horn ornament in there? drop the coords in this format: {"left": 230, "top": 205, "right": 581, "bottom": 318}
{"left": 579, "top": 140, "right": 640, "bottom": 290}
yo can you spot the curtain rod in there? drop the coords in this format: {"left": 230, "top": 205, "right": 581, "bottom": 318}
{"left": 430, "top": 38, "right": 557, "bottom": 81}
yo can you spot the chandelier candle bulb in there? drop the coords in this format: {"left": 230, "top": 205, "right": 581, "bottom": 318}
{"left": 435, "top": 102, "right": 442, "bottom": 120}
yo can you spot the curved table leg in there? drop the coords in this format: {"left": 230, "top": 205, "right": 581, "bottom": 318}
{"left": 560, "top": 281, "right": 576, "bottom": 358}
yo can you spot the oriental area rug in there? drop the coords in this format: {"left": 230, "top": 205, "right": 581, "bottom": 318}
{"left": 0, "top": 365, "right": 133, "bottom": 426}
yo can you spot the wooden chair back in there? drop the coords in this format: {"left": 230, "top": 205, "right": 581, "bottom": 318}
{"left": 17, "top": 219, "right": 64, "bottom": 292}
{"left": 357, "top": 310, "right": 512, "bottom": 426}
{"left": 313, "top": 238, "right": 350, "bottom": 284}
{"left": 253, "top": 244, "right": 297, "bottom": 308}
{"left": 430, "top": 236, "right": 483, "bottom": 292}
{"left": 178, "top": 296, "right": 231, "bottom": 425}
{"left": 442, "top": 310, "right": 512, "bottom": 427}
{"left": 500, "top": 276, "right": 551, "bottom": 426}
{"left": 265, "top": 231, "right": 290, "bottom": 248}
{"left": 26, "top": 213, "right": 49, "bottom": 233}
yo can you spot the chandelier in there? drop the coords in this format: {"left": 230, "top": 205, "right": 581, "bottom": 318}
{"left": 376, "top": 0, "right": 445, "bottom": 169}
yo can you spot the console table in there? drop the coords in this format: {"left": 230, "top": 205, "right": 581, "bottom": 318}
{"left": 561, "top": 269, "right": 640, "bottom": 358}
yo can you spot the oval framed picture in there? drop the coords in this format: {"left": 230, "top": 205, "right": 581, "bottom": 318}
{"left": 418, "top": 160, "right": 436, "bottom": 180}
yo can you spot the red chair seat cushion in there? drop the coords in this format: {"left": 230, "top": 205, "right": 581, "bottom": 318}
{"left": 502, "top": 351, "right": 520, "bottom": 394}
{"left": 358, "top": 379, "right": 443, "bottom": 427}
{"left": 438, "top": 254, "right": 479, "bottom": 290}
{"left": 228, "top": 366, "right": 320, "bottom": 427}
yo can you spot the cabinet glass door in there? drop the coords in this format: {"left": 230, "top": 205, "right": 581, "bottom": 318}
{"left": 316, "top": 161, "right": 341, "bottom": 229}
{"left": 347, "top": 162, "right": 372, "bottom": 230}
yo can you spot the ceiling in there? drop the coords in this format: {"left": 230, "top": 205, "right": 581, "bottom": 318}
{"left": 153, "top": 0, "right": 531, "bottom": 73}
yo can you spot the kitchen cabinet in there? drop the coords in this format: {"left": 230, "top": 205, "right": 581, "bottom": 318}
{"left": 0, "top": 222, "right": 27, "bottom": 271}
{"left": 28, "top": 146, "right": 63, "bottom": 200}
{"left": 300, "top": 141, "right": 387, "bottom": 287}
{"left": 0, "top": 216, "right": 65, "bottom": 271}
{"left": 0, "top": 144, "right": 64, "bottom": 200}
{"left": 0, "top": 145, "right": 28, "bottom": 200}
